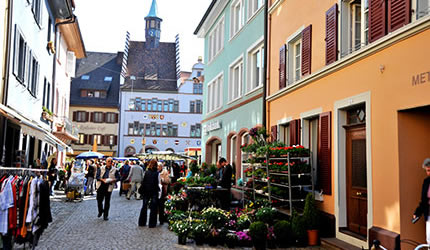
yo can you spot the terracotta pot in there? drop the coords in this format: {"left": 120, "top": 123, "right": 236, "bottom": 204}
{"left": 307, "top": 229, "right": 319, "bottom": 246}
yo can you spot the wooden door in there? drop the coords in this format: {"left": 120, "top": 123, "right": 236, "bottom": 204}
{"left": 346, "top": 125, "right": 367, "bottom": 237}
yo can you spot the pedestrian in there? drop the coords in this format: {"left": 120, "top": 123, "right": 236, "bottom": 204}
{"left": 158, "top": 162, "right": 170, "bottom": 225}
{"left": 172, "top": 162, "right": 180, "bottom": 183}
{"left": 96, "top": 157, "right": 120, "bottom": 221}
{"left": 126, "top": 161, "right": 144, "bottom": 200}
{"left": 217, "top": 157, "right": 233, "bottom": 210}
{"left": 119, "top": 160, "right": 131, "bottom": 196}
{"left": 85, "top": 160, "right": 96, "bottom": 195}
{"left": 414, "top": 158, "right": 430, "bottom": 244}
{"left": 138, "top": 159, "right": 161, "bottom": 228}
{"left": 48, "top": 158, "right": 58, "bottom": 196}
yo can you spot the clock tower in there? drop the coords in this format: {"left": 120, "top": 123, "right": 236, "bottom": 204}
{"left": 145, "top": 0, "right": 162, "bottom": 49}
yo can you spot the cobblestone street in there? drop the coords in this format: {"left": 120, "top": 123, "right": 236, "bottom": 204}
{"left": 33, "top": 189, "right": 328, "bottom": 250}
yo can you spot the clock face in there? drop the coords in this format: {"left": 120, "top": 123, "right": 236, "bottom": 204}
{"left": 149, "top": 30, "right": 154, "bottom": 36}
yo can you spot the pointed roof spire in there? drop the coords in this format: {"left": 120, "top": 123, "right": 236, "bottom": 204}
{"left": 146, "top": 0, "right": 159, "bottom": 18}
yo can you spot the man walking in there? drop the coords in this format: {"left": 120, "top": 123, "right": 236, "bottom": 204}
{"left": 85, "top": 160, "right": 96, "bottom": 195}
{"left": 126, "top": 161, "right": 144, "bottom": 200}
{"left": 96, "top": 157, "right": 120, "bottom": 221}
{"left": 217, "top": 158, "right": 233, "bottom": 210}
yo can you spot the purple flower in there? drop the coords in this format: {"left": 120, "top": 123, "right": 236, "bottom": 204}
{"left": 249, "top": 127, "right": 259, "bottom": 137}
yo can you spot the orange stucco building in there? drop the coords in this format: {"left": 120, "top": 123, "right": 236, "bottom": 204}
{"left": 267, "top": 0, "right": 430, "bottom": 248}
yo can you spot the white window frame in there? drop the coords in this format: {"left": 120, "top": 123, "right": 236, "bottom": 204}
{"left": 247, "top": 0, "right": 264, "bottom": 22}
{"left": 206, "top": 72, "right": 224, "bottom": 114}
{"left": 246, "top": 37, "right": 264, "bottom": 94}
{"left": 240, "top": 133, "right": 250, "bottom": 179}
{"left": 292, "top": 39, "right": 302, "bottom": 83}
{"left": 286, "top": 27, "right": 304, "bottom": 85}
{"left": 230, "top": 135, "right": 237, "bottom": 167}
{"left": 340, "top": 0, "right": 369, "bottom": 58}
{"left": 228, "top": 55, "right": 244, "bottom": 103}
{"left": 415, "top": 0, "right": 430, "bottom": 20}
{"left": 230, "top": 0, "right": 245, "bottom": 39}
{"left": 208, "top": 16, "right": 225, "bottom": 63}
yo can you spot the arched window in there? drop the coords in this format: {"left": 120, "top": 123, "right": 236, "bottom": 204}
{"left": 124, "top": 146, "right": 136, "bottom": 157}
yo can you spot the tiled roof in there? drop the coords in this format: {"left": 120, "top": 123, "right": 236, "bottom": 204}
{"left": 123, "top": 41, "right": 177, "bottom": 92}
{"left": 70, "top": 52, "right": 121, "bottom": 107}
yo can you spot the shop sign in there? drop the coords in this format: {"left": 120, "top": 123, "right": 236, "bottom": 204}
{"left": 203, "top": 121, "right": 222, "bottom": 134}
{"left": 144, "top": 114, "right": 165, "bottom": 120}
{"left": 412, "top": 71, "right": 430, "bottom": 86}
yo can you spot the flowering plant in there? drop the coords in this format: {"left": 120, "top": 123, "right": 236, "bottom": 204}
{"left": 255, "top": 207, "right": 276, "bottom": 225}
{"left": 236, "top": 230, "right": 252, "bottom": 241}
{"left": 190, "top": 220, "right": 210, "bottom": 239}
{"left": 269, "top": 145, "right": 310, "bottom": 157}
{"left": 267, "top": 226, "right": 275, "bottom": 240}
{"left": 171, "top": 220, "right": 192, "bottom": 236}
{"left": 237, "top": 214, "right": 251, "bottom": 230}
{"left": 202, "top": 206, "right": 229, "bottom": 228}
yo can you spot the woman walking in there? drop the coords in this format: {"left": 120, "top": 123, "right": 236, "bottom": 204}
{"left": 138, "top": 159, "right": 161, "bottom": 228}
{"left": 158, "top": 162, "right": 170, "bottom": 225}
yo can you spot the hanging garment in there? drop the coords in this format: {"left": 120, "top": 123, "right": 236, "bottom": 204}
{"left": 0, "top": 177, "right": 14, "bottom": 235}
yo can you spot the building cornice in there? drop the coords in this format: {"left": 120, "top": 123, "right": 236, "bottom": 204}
{"left": 195, "top": 0, "right": 229, "bottom": 38}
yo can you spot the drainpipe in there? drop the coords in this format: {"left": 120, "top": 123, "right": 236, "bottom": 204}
{"left": 262, "top": 0, "right": 268, "bottom": 128}
{"left": 1, "top": 0, "right": 13, "bottom": 165}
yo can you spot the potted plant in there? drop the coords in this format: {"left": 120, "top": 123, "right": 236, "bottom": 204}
{"left": 172, "top": 220, "right": 191, "bottom": 245}
{"left": 291, "top": 210, "right": 307, "bottom": 246}
{"left": 190, "top": 221, "right": 210, "bottom": 245}
{"left": 267, "top": 226, "right": 277, "bottom": 249}
{"left": 273, "top": 220, "right": 292, "bottom": 248}
{"left": 255, "top": 207, "right": 276, "bottom": 225}
{"left": 225, "top": 232, "right": 238, "bottom": 248}
{"left": 303, "top": 193, "right": 320, "bottom": 246}
{"left": 202, "top": 206, "right": 228, "bottom": 228}
{"left": 236, "top": 231, "right": 252, "bottom": 247}
{"left": 208, "top": 227, "right": 219, "bottom": 246}
{"left": 249, "top": 221, "right": 268, "bottom": 250}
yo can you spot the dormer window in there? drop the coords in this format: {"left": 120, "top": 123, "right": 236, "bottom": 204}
{"left": 81, "top": 75, "right": 90, "bottom": 80}
{"left": 104, "top": 76, "right": 113, "bottom": 82}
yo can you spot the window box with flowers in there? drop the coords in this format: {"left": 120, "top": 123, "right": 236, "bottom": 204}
{"left": 42, "top": 106, "right": 53, "bottom": 122}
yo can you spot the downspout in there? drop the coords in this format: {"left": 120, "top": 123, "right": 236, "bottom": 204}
{"left": 1, "top": 0, "right": 13, "bottom": 165}
{"left": 263, "top": 0, "right": 268, "bottom": 128}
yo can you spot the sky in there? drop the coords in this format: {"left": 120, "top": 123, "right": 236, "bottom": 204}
{"left": 74, "top": 0, "right": 211, "bottom": 71}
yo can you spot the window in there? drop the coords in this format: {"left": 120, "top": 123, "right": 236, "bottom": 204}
{"left": 174, "top": 101, "right": 179, "bottom": 112}
{"left": 135, "top": 98, "right": 142, "bottom": 111}
{"left": 241, "top": 133, "right": 250, "bottom": 168}
{"left": 208, "top": 17, "right": 225, "bottom": 62}
{"left": 207, "top": 74, "right": 223, "bottom": 113}
{"left": 248, "top": 45, "right": 264, "bottom": 92}
{"left": 156, "top": 124, "right": 161, "bottom": 136}
{"left": 129, "top": 98, "right": 135, "bottom": 110}
{"left": 145, "top": 124, "right": 151, "bottom": 136}
{"left": 142, "top": 99, "right": 147, "bottom": 111}
{"left": 152, "top": 98, "right": 157, "bottom": 111}
{"left": 158, "top": 100, "right": 162, "bottom": 112}
{"left": 128, "top": 123, "right": 134, "bottom": 135}
{"left": 280, "top": 124, "right": 290, "bottom": 146}
{"left": 13, "top": 26, "right": 27, "bottom": 84}
{"left": 150, "top": 20, "right": 155, "bottom": 28}
{"left": 193, "top": 83, "right": 203, "bottom": 94}
{"left": 106, "top": 113, "right": 116, "bottom": 123}
{"left": 134, "top": 121, "right": 140, "bottom": 135}
{"left": 27, "top": 54, "right": 39, "bottom": 97}
{"left": 191, "top": 125, "right": 196, "bottom": 137}
{"left": 286, "top": 32, "right": 303, "bottom": 84}
{"left": 173, "top": 125, "right": 178, "bottom": 137}
{"left": 293, "top": 40, "right": 301, "bottom": 82}
{"left": 93, "top": 112, "right": 104, "bottom": 123}
{"left": 163, "top": 100, "right": 169, "bottom": 112}
{"left": 168, "top": 123, "right": 174, "bottom": 136}
{"left": 108, "top": 135, "right": 115, "bottom": 145}
{"left": 81, "top": 75, "right": 90, "bottom": 80}
{"left": 230, "top": 0, "right": 244, "bottom": 37}
{"left": 340, "top": 0, "right": 369, "bottom": 57}
{"left": 75, "top": 111, "right": 87, "bottom": 122}
{"left": 94, "top": 135, "right": 102, "bottom": 145}
{"left": 190, "top": 101, "right": 195, "bottom": 113}
{"left": 248, "top": 0, "right": 264, "bottom": 18}
{"left": 147, "top": 100, "right": 152, "bottom": 111}
{"left": 139, "top": 124, "right": 145, "bottom": 135}
{"left": 197, "top": 71, "right": 202, "bottom": 77}
{"left": 229, "top": 59, "right": 243, "bottom": 101}
{"left": 104, "top": 76, "right": 113, "bottom": 82}
{"left": 417, "top": 0, "right": 430, "bottom": 18}
{"left": 162, "top": 124, "right": 168, "bottom": 136}
{"left": 150, "top": 122, "right": 156, "bottom": 136}
{"left": 168, "top": 99, "right": 174, "bottom": 112}
{"left": 191, "top": 124, "right": 201, "bottom": 138}
{"left": 78, "top": 134, "right": 85, "bottom": 144}
{"left": 196, "top": 100, "right": 202, "bottom": 113}
{"left": 31, "top": 0, "right": 42, "bottom": 26}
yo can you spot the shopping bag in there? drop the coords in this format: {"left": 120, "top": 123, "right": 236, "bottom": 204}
{"left": 122, "top": 182, "right": 131, "bottom": 190}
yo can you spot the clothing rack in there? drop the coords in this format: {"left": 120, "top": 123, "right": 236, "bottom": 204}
{"left": 0, "top": 166, "right": 48, "bottom": 171}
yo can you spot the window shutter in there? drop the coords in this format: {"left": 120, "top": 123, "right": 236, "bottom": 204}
{"left": 369, "top": 0, "right": 387, "bottom": 43}
{"left": 84, "top": 134, "right": 88, "bottom": 144}
{"left": 101, "top": 135, "right": 105, "bottom": 145}
{"left": 66, "top": 51, "right": 76, "bottom": 77}
{"left": 90, "top": 112, "right": 94, "bottom": 122}
{"left": 301, "top": 25, "right": 312, "bottom": 76}
{"left": 13, "top": 25, "right": 19, "bottom": 77}
{"left": 271, "top": 125, "right": 278, "bottom": 142}
{"left": 279, "top": 44, "right": 287, "bottom": 89}
{"left": 388, "top": 0, "right": 411, "bottom": 32}
{"left": 35, "top": 62, "right": 40, "bottom": 96}
{"left": 85, "top": 112, "right": 89, "bottom": 122}
{"left": 115, "top": 113, "right": 119, "bottom": 123}
{"left": 325, "top": 4, "right": 338, "bottom": 65}
{"left": 318, "top": 112, "right": 332, "bottom": 195}
{"left": 289, "top": 119, "right": 301, "bottom": 145}
{"left": 102, "top": 113, "right": 106, "bottom": 123}
{"left": 25, "top": 49, "right": 31, "bottom": 87}
{"left": 73, "top": 111, "right": 77, "bottom": 121}
{"left": 114, "top": 136, "right": 118, "bottom": 145}
{"left": 88, "top": 135, "right": 93, "bottom": 145}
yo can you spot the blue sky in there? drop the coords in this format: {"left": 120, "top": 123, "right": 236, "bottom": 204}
{"left": 74, "top": 0, "right": 211, "bottom": 71}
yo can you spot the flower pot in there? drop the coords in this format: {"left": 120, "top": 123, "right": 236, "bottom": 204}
{"left": 178, "top": 235, "right": 187, "bottom": 245}
{"left": 226, "top": 240, "right": 236, "bottom": 248}
{"left": 195, "top": 238, "right": 204, "bottom": 246}
{"left": 252, "top": 239, "right": 267, "bottom": 250}
{"left": 267, "top": 240, "right": 276, "bottom": 249}
{"left": 307, "top": 229, "right": 319, "bottom": 246}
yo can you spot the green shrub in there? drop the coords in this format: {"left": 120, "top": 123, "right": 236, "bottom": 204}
{"left": 249, "top": 221, "right": 268, "bottom": 242}
{"left": 274, "top": 220, "right": 292, "bottom": 246}
{"left": 303, "top": 193, "right": 319, "bottom": 230}
{"left": 255, "top": 207, "right": 276, "bottom": 225}
{"left": 291, "top": 211, "right": 307, "bottom": 244}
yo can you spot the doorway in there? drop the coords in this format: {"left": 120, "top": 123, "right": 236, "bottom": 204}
{"left": 344, "top": 124, "right": 367, "bottom": 238}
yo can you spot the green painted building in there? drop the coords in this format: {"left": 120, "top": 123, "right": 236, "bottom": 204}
{"left": 195, "top": 0, "right": 265, "bottom": 183}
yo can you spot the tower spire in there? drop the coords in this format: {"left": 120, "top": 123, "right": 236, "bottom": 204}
{"left": 146, "top": 0, "right": 158, "bottom": 18}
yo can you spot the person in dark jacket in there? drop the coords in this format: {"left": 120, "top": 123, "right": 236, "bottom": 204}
{"left": 414, "top": 158, "right": 430, "bottom": 244}
{"left": 48, "top": 158, "right": 58, "bottom": 196}
{"left": 138, "top": 159, "right": 161, "bottom": 228}
{"left": 217, "top": 157, "right": 232, "bottom": 210}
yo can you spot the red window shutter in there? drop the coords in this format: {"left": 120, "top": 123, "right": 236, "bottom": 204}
{"left": 115, "top": 113, "right": 119, "bottom": 123}
{"left": 88, "top": 135, "right": 93, "bottom": 145}
{"left": 279, "top": 44, "right": 287, "bottom": 89}
{"left": 369, "top": 0, "right": 387, "bottom": 43}
{"left": 72, "top": 111, "right": 77, "bottom": 121}
{"left": 289, "top": 119, "right": 301, "bottom": 145}
{"left": 90, "top": 112, "right": 94, "bottom": 122}
{"left": 301, "top": 25, "right": 312, "bottom": 76}
{"left": 101, "top": 135, "right": 105, "bottom": 145}
{"left": 271, "top": 125, "right": 278, "bottom": 142}
{"left": 388, "top": 0, "right": 411, "bottom": 32}
{"left": 114, "top": 136, "right": 118, "bottom": 145}
{"left": 318, "top": 112, "right": 332, "bottom": 195}
{"left": 325, "top": 4, "right": 338, "bottom": 65}
{"left": 84, "top": 134, "right": 88, "bottom": 144}
{"left": 85, "top": 112, "right": 89, "bottom": 122}
{"left": 102, "top": 113, "right": 106, "bottom": 123}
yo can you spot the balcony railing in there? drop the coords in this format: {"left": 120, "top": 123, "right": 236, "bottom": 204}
{"left": 61, "top": 116, "right": 79, "bottom": 138}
